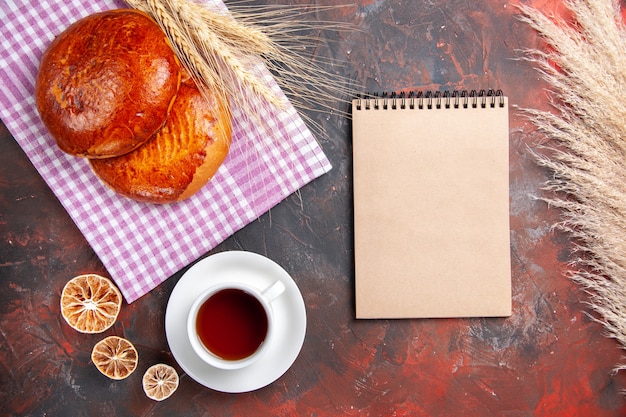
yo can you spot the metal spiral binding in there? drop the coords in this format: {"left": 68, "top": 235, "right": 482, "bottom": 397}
{"left": 355, "top": 89, "right": 505, "bottom": 110}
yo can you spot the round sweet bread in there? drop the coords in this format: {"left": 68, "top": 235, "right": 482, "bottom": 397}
{"left": 35, "top": 9, "right": 181, "bottom": 158}
{"left": 90, "top": 78, "right": 232, "bottom": 204}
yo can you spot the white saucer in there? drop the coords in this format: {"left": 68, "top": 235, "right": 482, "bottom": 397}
{"left": 165, "top": 251, "right": 307, "bottom": 393}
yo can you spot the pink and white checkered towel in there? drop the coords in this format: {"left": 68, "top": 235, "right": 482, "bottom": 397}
{"left": 0, "top": 0, "right": 332, "bottom": 302}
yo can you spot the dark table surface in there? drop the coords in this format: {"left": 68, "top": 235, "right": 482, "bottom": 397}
{"left": 2, "top": 0, "right": 626, "bottom": 416}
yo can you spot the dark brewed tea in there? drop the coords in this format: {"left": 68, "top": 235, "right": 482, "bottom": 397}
{"left": 196, "top": 288, "right": 268, "bottom": 361}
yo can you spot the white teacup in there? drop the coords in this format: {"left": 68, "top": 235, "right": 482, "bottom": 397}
{"left": 187, "top": 280, "right": 286, "bottom": 370}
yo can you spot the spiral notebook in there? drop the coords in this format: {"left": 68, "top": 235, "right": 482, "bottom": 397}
{"left": 352, "top": 90, "right": 511, "bottom": 319}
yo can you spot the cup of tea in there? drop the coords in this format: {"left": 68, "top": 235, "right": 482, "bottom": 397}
{"left": 187, "top": 280, "right": 286, "bottom": 370}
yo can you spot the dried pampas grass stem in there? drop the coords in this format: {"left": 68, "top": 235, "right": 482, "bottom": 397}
{"left": 519, "top": 0, "right": 626, "bottom": 371}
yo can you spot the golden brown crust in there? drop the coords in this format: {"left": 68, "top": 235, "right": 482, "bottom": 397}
{"left": 35, "top": 9, "right": 180, "bottom": 158}
{"left": 90, "top": 79, "right": 232, "bottom": 204}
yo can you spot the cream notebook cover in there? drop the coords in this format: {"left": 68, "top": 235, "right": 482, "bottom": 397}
{"left": 352, "top": 90, "right": 511, "bottom": 319}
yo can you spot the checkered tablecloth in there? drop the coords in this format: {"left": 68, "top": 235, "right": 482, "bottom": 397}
{"left": 0, "top": 0, "right": 331, "bottom": 302}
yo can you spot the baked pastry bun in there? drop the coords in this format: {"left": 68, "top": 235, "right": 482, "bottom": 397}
{"left": 35, "top": 9, "right": 181, "bottom": 158}
{"left": 90, "top": 77, "right": 232, "bottom": 204}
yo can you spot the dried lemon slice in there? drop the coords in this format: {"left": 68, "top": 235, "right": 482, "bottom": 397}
{"left": 91, "top": 336, "right": 138, "bottom": 380}
{"left": 60, "top": 274, "right": 122, "bottom": 333}
{"left": 142, "top": 363, "right": 179, "bottom": 401}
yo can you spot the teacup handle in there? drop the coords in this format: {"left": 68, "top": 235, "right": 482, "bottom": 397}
{"left": 262, "top": 280, "right": 286, "bottom": 303}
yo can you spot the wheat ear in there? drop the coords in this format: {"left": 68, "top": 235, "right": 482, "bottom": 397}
{"left": 126, "top": 0, "right": 286, "bottom": 110}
